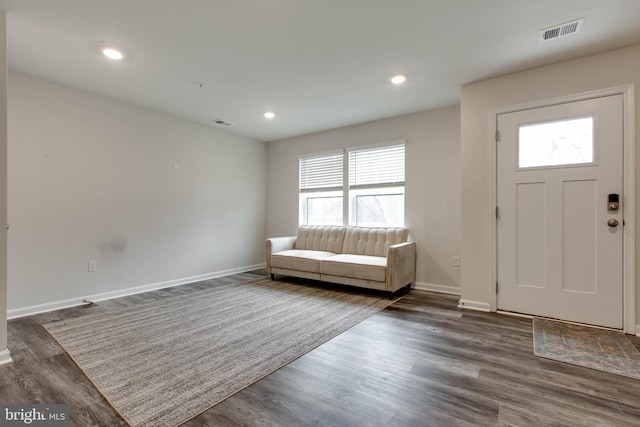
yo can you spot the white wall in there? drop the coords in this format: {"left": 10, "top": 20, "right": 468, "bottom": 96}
{"left": 0, "top": 12, "right": 9, "bottom": 364}
{"left": 267, "top": 106, "right": 461, "bottom": 290}
{"left": 460, "top": 44, "right": 640, "bottom": 322}
{"left": 7, "top": 72, "right": 267, "bottom": 312}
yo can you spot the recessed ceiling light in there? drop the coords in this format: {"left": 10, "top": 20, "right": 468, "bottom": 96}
{"left": 102, "top": 47, "right": 124, "bottom": 60}
{"left": 391, "top": 73, "right": 407, "bottom": 85}
{"left": 264, "top": 112, "right": 275, "bottom": 119}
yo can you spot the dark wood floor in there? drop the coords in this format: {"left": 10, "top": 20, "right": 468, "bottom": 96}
{"left": 2, "top": 270, "right": 640, "bottom": 426}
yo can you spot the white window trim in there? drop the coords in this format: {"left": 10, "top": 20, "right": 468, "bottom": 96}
{"left": 346, "top": 139, "right": 406, "bottom": 153}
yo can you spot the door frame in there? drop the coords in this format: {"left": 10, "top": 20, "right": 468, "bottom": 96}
{"left": 489, "top": 85, "right": 636, "bottom": 334}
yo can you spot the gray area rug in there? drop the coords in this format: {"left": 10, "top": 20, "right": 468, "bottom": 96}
{"left": 533, "top": 317, "right": 640, "bottom": 380}
{"left": 44, "top": 277, "right": 394, "bottom": 427}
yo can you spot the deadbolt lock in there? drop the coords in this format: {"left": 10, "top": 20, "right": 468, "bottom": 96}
{"left": 608, "top": 194, "right": 620, "bottom": 212}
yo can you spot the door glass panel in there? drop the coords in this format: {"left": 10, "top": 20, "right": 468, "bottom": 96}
{"left": 518, "top": 117, "right": 594, "bottom": 168}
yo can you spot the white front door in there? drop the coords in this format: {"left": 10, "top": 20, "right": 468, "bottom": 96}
{"left": 497, "top": 95, "right": 623, "bottom": 328}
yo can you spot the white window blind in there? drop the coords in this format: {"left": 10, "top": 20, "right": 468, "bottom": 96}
{"left": 299, "top": 151, "right": 344, "bottom": 193}
{"left": 349, "top": 144, "right": 405, "bottom": 189}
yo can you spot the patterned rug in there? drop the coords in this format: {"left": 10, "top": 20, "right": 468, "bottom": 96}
{"left": 44, "top": 277, "right": 395, "bottom": 427}
{"left": 533, "top": 318, "right": 640, "bottom": 380}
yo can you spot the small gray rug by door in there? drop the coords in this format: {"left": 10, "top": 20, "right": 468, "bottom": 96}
{"left": 44, "top": 278, "right": 394, "bottom": 427}
{"left": 533, "top": 317, "right": 640, "bottom": 380}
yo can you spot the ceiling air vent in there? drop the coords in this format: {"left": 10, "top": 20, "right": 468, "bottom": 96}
{"left": 211, "top": 119, "right": 233, "bottom": 127}
{"left": 540, "top": 18, "right": 584, "bottom": 42}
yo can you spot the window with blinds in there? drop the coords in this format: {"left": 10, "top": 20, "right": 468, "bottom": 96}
{"left": 348, "top": 144, "right": 405, "bottom": 227}
{"left": 349, "top": 144, "right": 405, "bottom": 189}
{"left": 299, "top": 151, "right": 343, "bottom": 193}
{"left": 299, "top": 151, "right": 344, "bottom": 226}
{"left": 298, "top": 143, "right": 405, "bottom": 227}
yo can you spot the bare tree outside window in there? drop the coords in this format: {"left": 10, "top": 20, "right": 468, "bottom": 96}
{"left": 355, "top": 194, "right": 403, "bottom": 227}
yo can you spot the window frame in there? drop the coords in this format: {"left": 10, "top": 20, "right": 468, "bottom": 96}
{"left": 299, "top": 190, "right": 344, "bottom": 226}
{"left": 347, "top": 141, "right": 406, "bottom": 227}
{"left": 298, "top": 141, "right": 406, "bottom": 227}
{"left": 298, "top": 149, "right": 345, "bottom": 226}
{"left": 349, "top": 186, "right": 405, "bottom": 227}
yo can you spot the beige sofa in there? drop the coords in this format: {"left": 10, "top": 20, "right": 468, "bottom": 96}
{"left": 266, "top": 226, "right": 416, "bottom": 295}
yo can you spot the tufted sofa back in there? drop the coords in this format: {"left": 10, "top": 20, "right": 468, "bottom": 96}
{"left": 341, "top": 227, "right": 408, "bottom": 257}
{"left": 295, "top": 226, "right": 347, "bottom": 253}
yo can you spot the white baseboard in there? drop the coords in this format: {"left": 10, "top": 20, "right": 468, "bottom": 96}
{"left": 8, "top": 296, "right": 87, "bottom": 320}
{"left": 413, "top": 282, "right": 461, "bottom": 295}
{"left": 0, "top": 349, "right": 12, "bottom": 365}
{"left": 7, "top": 263, "right": 266, "bottom": 319}
{"left": 497, "top": 310, "right": 533, "bottom": 319}
{"left": 457, "top": 299, "right": 491, "bottom": 312}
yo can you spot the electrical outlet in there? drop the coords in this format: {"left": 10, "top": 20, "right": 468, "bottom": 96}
{"left": 88, "top": 260, "right": 97, "bottom": 272}
{"left": 173, "top": 162, "right": 180, "bottom": 172}
{"left": 452, "top": 256, "right": 460, "bottom": 267}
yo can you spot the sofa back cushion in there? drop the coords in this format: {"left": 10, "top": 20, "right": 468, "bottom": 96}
{"left": 295, "top": 226, "right": 347, "bottom": 253}
{"left": 341, "top": 227, "right": 408, "bottom": 257}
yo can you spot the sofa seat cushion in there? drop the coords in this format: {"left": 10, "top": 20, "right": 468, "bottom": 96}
{"left": 319, "top": 254, "right": 387, "bottom": 282}
{"left": 271, "top": 250, "right": 337, "bottom": 273}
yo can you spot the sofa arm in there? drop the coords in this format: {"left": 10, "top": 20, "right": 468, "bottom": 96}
{"left": 386, "top": 241, "right": 416, "bottom": 292}
{"left": 266, "top": 236, "right": 297, "bottom": 272}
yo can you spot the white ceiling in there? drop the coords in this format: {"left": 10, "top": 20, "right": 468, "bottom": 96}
{"left": 1, "top": 1, "right": 640, "bottom": 142}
